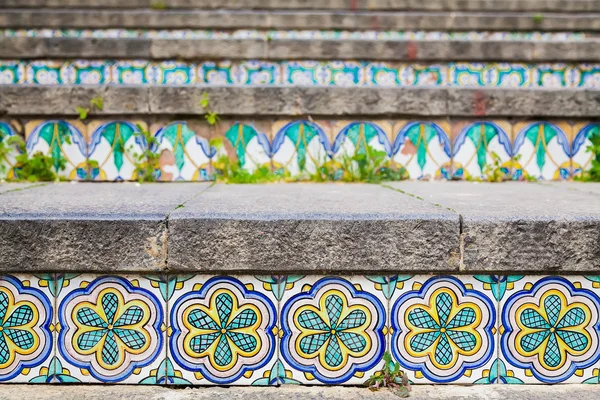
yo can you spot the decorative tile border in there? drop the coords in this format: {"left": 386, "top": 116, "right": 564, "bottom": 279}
{"left": 1, "top": 118, "right": 597, "bottom": 181}
{"left": 0, "top": 273, "right": 599, "bottom": 385}
{"left": 1, "top": 29, "right": 591, "bottom": 41}
{"left": 2, "top": 60, "right": 600, "bottom": 88}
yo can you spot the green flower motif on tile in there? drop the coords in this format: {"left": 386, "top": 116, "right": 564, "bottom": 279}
{"left": 255, "top": 276, "right": 304, "bottom": 301}
{"left": 403, "top": 123, "right": 441, "bottom": 171}
{"left": 139, "top": 358, "right": 191, "bottom": 385}
{"left": 251, "top": 360, "right": 301, "bottom": 386}
{"left": 224, "top": 123, "right": 270, "bottom": 169}
{"left": 366, "top": 275, "right": 412, "bottom": 300}
{"left": 474, "top": 276, "right": 523, "bottom": 301}
{"left": 473, "top": 358, "right": 523, "bottom": 384}
{"left": 145, "top": 275, "right": 193, "bottom": 302}
{"left": 29, "top": 356, "right": 81, "bottom": 383}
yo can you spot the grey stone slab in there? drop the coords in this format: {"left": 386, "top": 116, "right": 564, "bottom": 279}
{"left": 0, "top": 183, "right": 41, "bottom": 194}
{"left": 385, "top": 181, "right": 600, "bottom": 273}
{"left": 168, "top": 183, "right": 460, "bottom": 273}
{"left": 3, "top": 0, "right": 600, "bottom": 12}
{"left": 0, "top": 182, "right": 210, "bottom": 272}
{"left": 2, "top": 9, "right": 600, "bottom": 31}
{"left": 6, "top": 36, "right": 600, "bottom": 62}
{"left": 0, "top": 384, "right": 597, "bottom": 400}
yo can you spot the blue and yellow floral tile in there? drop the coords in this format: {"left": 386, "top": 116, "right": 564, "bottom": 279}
{"left": 62, "top": 61, "right": 111, "bottom": 85}
{"left": 150, "top": 121, "right": 214, "bottom": 182}
{"left": 271, "top": 120, "right": 331, "bottom": 178}
{"left": 512, "top": 121, "right": 572, "bottom": 181}
{"left": 25, "top": 61, "right": 66, "bottom": 84}
{"left": 167, "top": 275, "right": 279, "bottom": 385}
{"left": 389, "top": 276, "right": 498, "bottom": 384}
{"left": 571, "top": 122, "right": 599, "bottom": 178}
{"left": 391, "top": 120, "right": 452, "bottom": 180}
{"left": 110, "top": 61, "right": 155, "bottom": 85}
{"left": 0, "top": 120, "right": 23, "bottom": 181}
{"left": 498, "top": 276, "right": 600, "bottom": 384}
{"left": 212, "top": 121, "right": 272, "bottom": 174}
{"left": 24, "top": 120, "right": 88, "bottom": 180}
{"left": 55, "top": 274, "right": 167, "bottom": 384}
{"left": 278, "top": 276, "right": 387, "bottom": 385}
{"left": 154, "top": 62, "right": 197, "bottom": 85}
{"left": 0, "top": 274, "right": 55, "bottom": 383}
{"left": 87, "top": 120, "right": 147, "bottom": 182}
{"left": 451, "top": 120, "right": 513, "bottom": 180}
{"left": 0, "top": 61, "right": 25, "bottom": 84}
{"left": 330, "top": 120, "right": 394, "bottom": 180}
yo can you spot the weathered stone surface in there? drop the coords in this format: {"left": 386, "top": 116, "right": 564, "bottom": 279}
{"left": 3, "top": 0, "right": 600, "bottom": 12}
{"left": 0, "top": 384, "right": 597, "bottom": 400}
{"left": 168, "top": 184, "right": 460, "bottom": 273}
{"left": 5, "top": 36, "right": 600, "bottom": 61}
{"left": 1, "top": 9, "right": 600, "bottom": 31}
{"left": 385, "top": 182, "right": 600, "bottom": 273}
{"left": 0, "top": 183, "right": 210, "bottom": 272}
{"left": 1, "top": 85, "right": 598, "bottom": 118}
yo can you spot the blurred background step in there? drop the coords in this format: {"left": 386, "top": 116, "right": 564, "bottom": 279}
{"left": 3, "top": 0, "right": 600, "bottom": 12}
{"left": 2, "top": 9, "right": 600, "bottom": 31}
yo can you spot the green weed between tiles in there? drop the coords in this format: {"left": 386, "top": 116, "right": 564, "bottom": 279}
{"left": 576, "top": 134, "right": 600, "bottom": 182}
{"left": 364, "top": 352, "right": 411, "bottom": 398}
{"left": 0, "top": 134, "right": 67, "bottom": 182}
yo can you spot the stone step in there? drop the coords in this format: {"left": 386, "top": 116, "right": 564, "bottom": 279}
{"left": 3, "top": 0, "right": 600, "bottom": 12}
{"left": 0, "top": 86, "right": 597, "bottom": 118}
{"left": 2, "top": 9, "right": 600, "bottom": 31}
{"left": 0, "top": 182, "right": 598, "bottom": 274}
{"left": 4, "top": 35, "right": 600, "bottom": 61}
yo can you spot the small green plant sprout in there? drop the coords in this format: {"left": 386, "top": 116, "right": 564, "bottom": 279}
{"left": 132, "top": 123, "right": 161, "bottom": 183}
{"left": 7, "top": 136, "right": 65, "bottom": 182}
{"left": 150, "top": 0, "right": 167, "bottom": 10}
{"left": 575, "top": 134, "right": 600, "bottom": 182}
{"left": 532, "top": 14, "right": 545, "bottom": 24}
{"left": 364, "top": 352, "right": 410, "bottom": 398}
{"left": 76, "top": 96, "right": 104, "bottom": 121}
{"left": 482, "top": 151, "right": 510, "bottom": 183}
{"left": 200, "top": 92, "right": 219, "bottom": 126}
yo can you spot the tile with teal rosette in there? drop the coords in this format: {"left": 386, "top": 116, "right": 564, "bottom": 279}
{"left": 238, "top": 61, "right": 281, "bottom": 85}
{"left": 449, "top": 63, "right": 487, "bottom": 86}
{"left": 155, "top": 61, "right": 197, "bottom": 85}
{"left": 87, "top": 120, "right": 147, "bottom": 182}
{"left": 366, "top": 63, "right": 400, "bottom": 86}
{"left": 62, "top": 61, "right": 110, "bottom": 84}
{"left": 578, "top": 64, "right": 600, "bottom": 89}
{"left": 0, "top": 61, "right": 24, "bottom": 84}
{"left": 198, "top": 61, "right": 238, "bottom": 85}
{"left": 151, "top": 121, "right": 214, "bottom": 182}
{"left": 401, "top": 64, "right": 446, "bottom": 86}
{"left": 111, "top": 61, "right": 156, "bottom": 84}
{"left": 24, "top": 120, "right": 88, "bottom": 180}
{"left": 0, "top": 120, "right": 23, "bottom": 181}
{"left": 498, "top": 276, "right": 600, "bottom": 384}
{"left": 512, "top": 121, "right": 571, "bottom": 180}
{"left": 390, "top": 276, "right": 497, "bottom": 384}
{"left": 536, "top": 64, "right": 576, "bottom": 88}
{"left": 488, "top": 63, "right": 533, "bottom": 88}
{"left": 167, "top": 275, "right": 278, "bottom": 385}
{"left": 391, "top": 120, "right": 452, "bottom": 180}
{"left": 322, "top": 61, "right": 365, "bottom": 86}
{"left": 55, "top": 274, "right": 167, "bottom": 383}
{"left": 212, "top": 121, "right": 271, "bottom": 173}
{"left": 451, "top": 120, "right": 513, "bottom": 180}
{"left": 26, "top": 61, "right": 66, "bottom": 84}
{"left": 0, "top": 274, "right": 55, "bottom": 383}
{"left": 571, "top": 122, "right": 599, "bottom": 178}
{"left": 279, "top": 276, "right": 387, "bottom": 385}
{"left": 271, "top": 120, "right": 331, "bottom": 178}
{"left": 283, "top": 61, "right": 320, "bottom": 85}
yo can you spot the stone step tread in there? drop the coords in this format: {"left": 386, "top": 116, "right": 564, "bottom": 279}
{"left": 3, "top": 9, "right": 600, "bottom": 31}
{"left": 0, "top": 182, "right": 598, "bottom": 274}
{"left": 0, "top": 384, "right": 598, "bottom": 399}
{"left": 1, "top": 86, "right": 599, "bottom": 118}
{"left": 4, "top": 0, "right": 600, "bottom": 12}
{"left": 5, "top": 36, "right": 600, "bottom": 61}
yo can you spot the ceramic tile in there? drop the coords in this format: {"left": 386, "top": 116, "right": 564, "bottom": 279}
{"left": 62, "top": 61, "right": 111, "bottom": 85}
{"left": 512, "top": 121, "right": 572, "bottom": 181}
{"left": 0, "top": 120, "right": 23, "bottom": 181}
{"left": 271, "top": 120, "right": 331, "bottom": 179}
{"left": 25, "top": 61, "right": 66, "bottom": 84}
{"left": 571, "top": 122, "right": 600, "bottom": 178}
{"left": 330, "top": 121, "right": 395, "bottom": 180}
{"left": 389, "top": 275, "right": 498, "bottom": 384}
{"left": 536, "top": 64, "right": 575, "bottom": 88}
{"left": 578, "top": 64, "right": 600, "bottom": 89}
{"left": 55, "top": 274, "right": 167, "bottom": 383}
{"left": 279, "top": 276, "right": 387, "bottom": 385}
{"left": 87, "top": 120, "right": 147, "bottom": 181}
{"left": 155, "top": 61, "right": 197, "bottom": 85}
{"left": 0, "top": 274, "right": 55, "bottom": 383}
{"left": 198, "top": 61, "right": 240, "bottom": 85}
{"left": 150, "top": 121, "right": 214, "bottom": 182}
{"left": 167, "top": 275, "right": 278, "bottom": 385}
{"left": 110, "top": 61, "right": 155, "bottom": 84}
{"left": 451, "top": 120, "right": 513, "bottom": 180}
{"left": 498, "top": 276, "right": 600, "bottom": 384}
{"left": 0, "top": 61, "right": 25, "bottom": 84}
{"left": 237, "top": 61, "right": 282, "bottom": 85}
{"left": 24, "top": 120, "right": 88, "bottom": 180}
{"left": 488, "top": 63, "right": 533, "bottom": 88}
{"left": 212, "top": 121, "right": 271, "bottom": 173}
{"left": 391, "top": 120, "right": 452, "bottom": 180}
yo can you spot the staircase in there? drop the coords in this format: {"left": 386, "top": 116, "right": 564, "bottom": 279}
{"left": 0, "top": 0, "right": 600, "bottom": 392}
